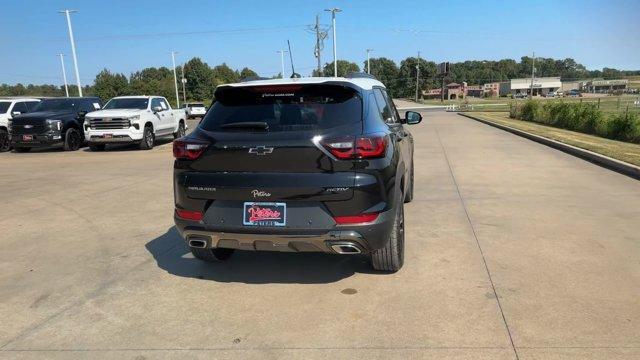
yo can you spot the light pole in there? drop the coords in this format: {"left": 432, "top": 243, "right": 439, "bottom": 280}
{"left": 415, "top": 51, "right": 421, "bottom": 102}
{"left": 170, "top": 51, "right": 180, "bottom": 108}
{"left": 58, "top": 10, "right": 82, "bottom": 96}
{"left": 366, "top": 49, "right": 373, "bottom": 74}
{"left": 529, "top": 51, "right": 536, "bottom": 99}
{"left": 181, "top": 66, "right": 187, "bottom": 104}
{"left": 324, "top": 8, "right": 341, "bottom": 77}
{"left": 276, "top": 50, "right": 288, "bottom": 78}
{"left": 57, "top": 53, "right": 69, "bottom": 97}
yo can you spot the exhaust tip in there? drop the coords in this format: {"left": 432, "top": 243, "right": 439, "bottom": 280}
{"left": 330, "top": 243, "right": 362, "bottom": 254}
{"left": 188, "top": 236, "right": 208, "bottom": 249}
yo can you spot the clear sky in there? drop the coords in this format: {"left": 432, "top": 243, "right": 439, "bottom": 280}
{"left": 1, "top": 0, "right": 638, "bottom": 85}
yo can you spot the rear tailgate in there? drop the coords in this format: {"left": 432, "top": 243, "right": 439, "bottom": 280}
{"left": 175, "top": 83, "right": 365, "bottom": 223}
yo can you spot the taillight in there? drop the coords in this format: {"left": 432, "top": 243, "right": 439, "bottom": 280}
{"left": 175, "top": 209, "right": 203, "bottom": 221}
{"left": 334, "top": 212, "right": 379, "bottom": 225}
{"left": 173, "top": 140, "right": 208, "bottom": 160}
{"left": 321, "top": 136, "right": 356, "bottom": 159}
{"left": 320, "top": 134, "right": 388, "bottom": 159}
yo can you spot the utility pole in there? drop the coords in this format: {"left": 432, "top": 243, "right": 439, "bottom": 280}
{"left": 325, "top": 8, "right": 341, "bottom": 77}
{"left": 57, "top": 54, "right": 69, "bottom": 97}
{"left": 366, "top": 49, "right": 373, "bottom": 74}
{"left": 529, "top": 51, "right": 536, "bottom": 99}
{"left": 170, "top": 51, "right": 180, "bottom": 108}
{"left": 415, "top": 51, "right": 421, "bottom": 102}
{"left": 181, "top": 66, "right": 187, "bottom": 104}
{"left": 58, "top": 10, "right": 82, "bottom": 96}
{"left": 277, "top": 50, "right": 288, "bottom": 78}
{"left": 314, "top": 14, "right": 322, "bottom": 76}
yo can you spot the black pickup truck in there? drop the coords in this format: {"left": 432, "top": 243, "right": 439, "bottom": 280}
{"left": 10, "top": 97, "right": 102, "bottom": 152}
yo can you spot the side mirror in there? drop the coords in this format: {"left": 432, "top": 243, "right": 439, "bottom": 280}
{"left": 152, "top": 106, "right": 163, "bottom": 113}
{"left": 11, "top": 111, "right": 21, "bottom": 117}
{"left": 77, "top": 110, "right": 87, "bottom": 118}
{"left": 405, "top": 111, "right": 422, "bottom": 125}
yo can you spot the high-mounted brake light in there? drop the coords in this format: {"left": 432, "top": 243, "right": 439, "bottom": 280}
{"left": 334, "top": 212, "right": 379, "bottom": 225}
{"left": 320, "top": 134, "right": 388, "bottom": 160}
{"left": 173, "top": 140, "right": 208, "bottom": 160}
{"left": 175, "top": 209, "right": 203, "bottom": 221}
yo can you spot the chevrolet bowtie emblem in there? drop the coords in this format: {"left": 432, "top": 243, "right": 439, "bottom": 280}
{"left": 248, "top": 146, "right": 274, "bottom": 155}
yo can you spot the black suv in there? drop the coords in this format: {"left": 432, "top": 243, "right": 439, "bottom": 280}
{"left": 10, "top": 97, "right": 102, "bottom": 152}
{"left": 173, "top": 76, "right": 422, "bottom": 271}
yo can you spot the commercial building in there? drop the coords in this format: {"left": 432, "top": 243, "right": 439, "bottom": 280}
{"left": 583, "top": 79, "right": 628, "bottom": 93}
{"left": 509, "top": 77, "right": 561, "bottom": 96}
{"left": 482, "top": 82, "right": 500, "bottom": 97}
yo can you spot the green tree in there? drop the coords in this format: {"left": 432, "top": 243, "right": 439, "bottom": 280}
{"left": 239, "top": 67, "right": 258, "bottom": 79}
{"left": 322, "top": 60, "right": 360, "bottom": 77}
{"left": 129, "top": 67, "right": 177, "bottom": 106}
{"left": 364, "top": 57, "right": 399, "bottom": 95}
{"left": 93, "top": 69, "right": 129, "bottom": 101}
{"left": 183, "top": 57, "right": 213, "bottom": 101}
{"left": 212, "top": 63, "right": 240, "bottom": 85}
{"left": 397, "top": 57, "right": 437, "bottom": 98}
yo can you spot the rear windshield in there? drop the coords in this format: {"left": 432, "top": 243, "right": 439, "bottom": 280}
{"left": 200, "top": 84, "right": 362, "bottom": 132}
{"left": 0, "top": 102, "right": 10, "bottom": 113}
{"left": 104, "top": 98, "right": 148, "bottom": 110}
{"left": 188, "top": 103, "right": 205, "bottom": 107}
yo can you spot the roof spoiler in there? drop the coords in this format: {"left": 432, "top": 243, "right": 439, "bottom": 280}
{"left": 346, "top": 72, "right": 377, "bottom": 80}
{"left": 241, "top": 76, "right": 271, "bottom": 82}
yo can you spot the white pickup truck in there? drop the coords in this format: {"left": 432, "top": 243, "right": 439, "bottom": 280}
{"left": 84, "top": 96, "right": 186, "bottom": 151}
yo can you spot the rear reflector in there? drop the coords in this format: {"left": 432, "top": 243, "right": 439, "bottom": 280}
{"left": 334, "top": 213, "right": 379, "bottom": 225}
{"left": 173, "top": 140, "right": 208, "bottom": 160}
{"left": 175, "top": 209, "right": 203, "bottom": 221}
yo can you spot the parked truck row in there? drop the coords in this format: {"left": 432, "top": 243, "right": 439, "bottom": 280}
{"left": 0, "top": 95, "right": 196, "bottom": 152}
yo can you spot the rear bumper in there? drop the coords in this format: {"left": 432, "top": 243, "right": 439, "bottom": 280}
{"left": 174, "top": 207, "right": 395, "bottom": 254}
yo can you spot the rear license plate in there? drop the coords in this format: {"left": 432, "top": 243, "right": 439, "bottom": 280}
{"left": 243, "top": 202, "right": 286, "bottom": 227}
{"left": 103, "top": 134, "right": 113, "bottom": 139}
{"left": 22, "top": 135, "right": 33, "bottom": 141}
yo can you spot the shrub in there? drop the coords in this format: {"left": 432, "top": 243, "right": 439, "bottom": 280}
{"left": 520, "top": 100, "right": 541, "bottom": 122}
{"left": 606, "top": 112, "right": 640, "bottom": 143}
{"left": 509, "top": 103, "right": 521, "bottom": 119}
{"left": 575, "top": 103, "right": 603, "bottom": 135}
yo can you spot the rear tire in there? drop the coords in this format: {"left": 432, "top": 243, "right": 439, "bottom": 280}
{"left": 404, "top": 164, "right": 414, "bottom": 203}
{"left": 190, "top": 247, "right": 235, "bottom": 262}
{"left": 14, "top": 147, "right": 31, "bottom": 153}
{"left": 371, "top": 200, "right": 405, "bottom": 272}
{"left": 63, "top": 128, "right": 81, "bottom": 151}
{"left": 139, "top": 125, "right": 154, "bottom": 150}
{"left": 0, "top": 129, "right": 10, "bottom": 152}
{"left": 89, "top": 144, "right": 106, "bottom": 151}
{"left": 173, "top": 121, "right": 186, "bottom": 139}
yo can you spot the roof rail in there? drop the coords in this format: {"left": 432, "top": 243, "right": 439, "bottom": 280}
{"left": 241, "top": 76, "right": 270, "bottom": 82}
{"left": 346, "top": 72, "right": 377, "bottom": 80}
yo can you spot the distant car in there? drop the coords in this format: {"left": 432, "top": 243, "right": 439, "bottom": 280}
{"left": 184, "top": 103, "right": 206, "bottom": 119}
{"left": 0, "top": 98, "right": 40, "bottom": 152}
{"left": 556, "top": 91, "right": 564, "bottom": 97}
{"left": 568, "top": 90, "right": 581, "bottom": 97}
{"left": 514, "top": 93, "right": 528, "bottom": 99}
{"left": 545, "top": 91, "right": 557, "bottom": 98}
{"left": 10, "top": 97, "right": 101, "bottom": 152}
{"left": 84, "top": 96, "right": 186, "bottom": 151}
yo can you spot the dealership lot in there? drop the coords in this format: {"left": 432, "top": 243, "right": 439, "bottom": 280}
{"left": 0, "top": 112, "right": 638, "bottom": 359}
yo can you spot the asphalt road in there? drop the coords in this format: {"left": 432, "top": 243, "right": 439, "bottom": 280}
{"left": 0, "top": 113, "right": 638, "bottom": 359}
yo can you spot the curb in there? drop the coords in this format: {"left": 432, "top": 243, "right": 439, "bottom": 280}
{"left": 458, "top": 112, "right": 640, "bottom": 180}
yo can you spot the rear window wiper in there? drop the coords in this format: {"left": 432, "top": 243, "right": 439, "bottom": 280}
{"left": 220, "top": 121, "right": 269, "bottom": 131}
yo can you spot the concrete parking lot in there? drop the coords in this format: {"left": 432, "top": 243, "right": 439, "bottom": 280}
{"left": 0, "top": 112, "right": 638, "bottom": 360}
